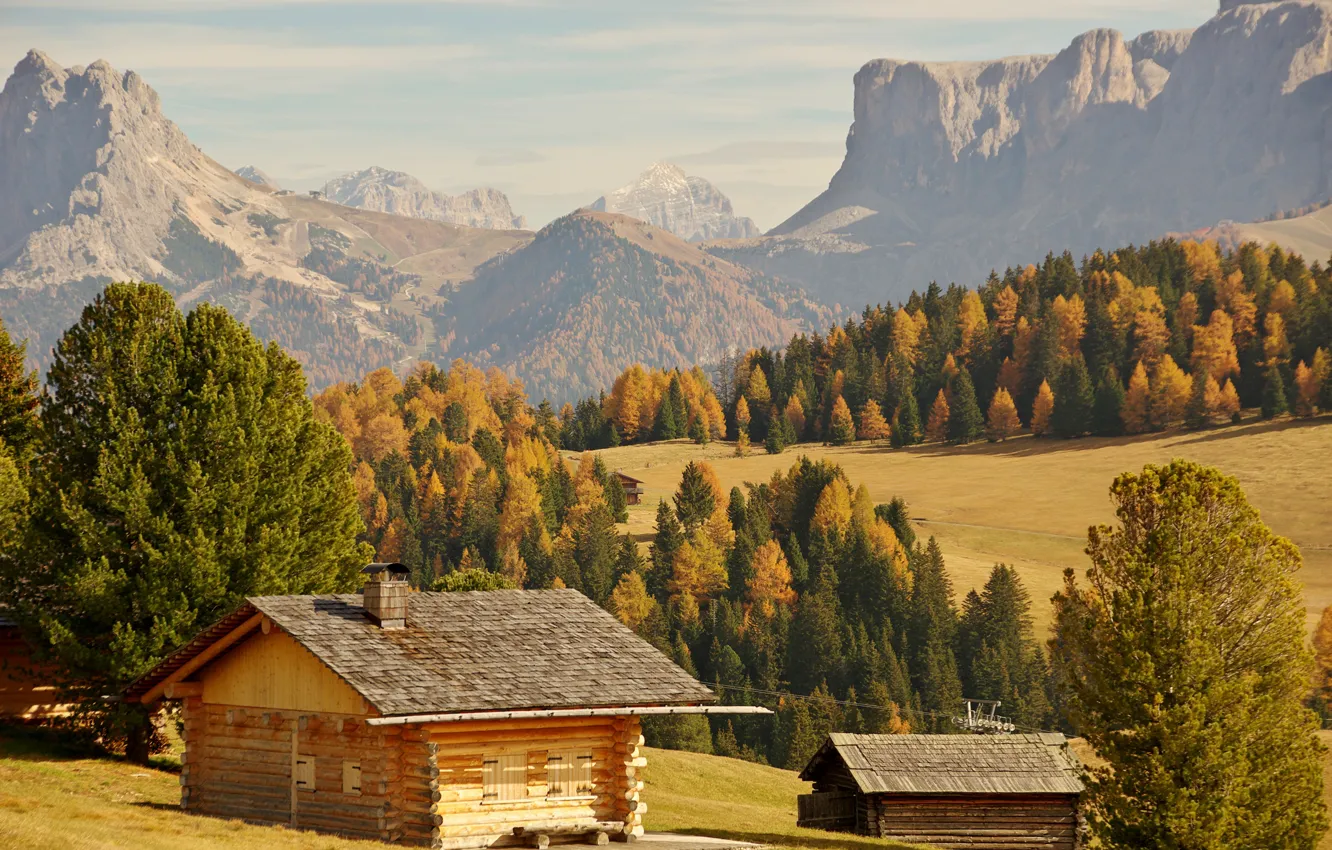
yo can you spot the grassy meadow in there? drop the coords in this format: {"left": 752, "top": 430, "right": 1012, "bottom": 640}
{"left": 0, "top": 726, "right": 913, "bottom": 850}
{"left": 583, "top": 416, "right": 1332, "bottom": 634}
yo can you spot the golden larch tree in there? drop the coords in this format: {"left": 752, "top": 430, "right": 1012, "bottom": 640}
{"left": 610, "top": 571, "right": 654, "bottom": 631}
{"left": 986, "top": 387, "right": 1021, "bottom": 442}
{"left": 1217, "top": 379, "right": 1241, "bottom": 423}
{"left": 857, "top": 399, "right": 891, "bottom": 443}
{"left": 1031, "top": 380, "right": 1055, "bottom": 437}
{"left": 669, "top": 530, "right": 729, "bottom": 607}
{"left": 747, "top": 540, "right": 797, "bottom": 617}
{"left": 1269, "top": 279, "right": 1297, "bottom": 318}
{"left": 829, "top": 395, "right": 856, "bottom": 445}
{"left": 811, "top": 478, "right": 853, "bottom": 537}
{"left": 993, "top": 286, "right": 1019, "bottom": 338}
{"left": 956, "top": 290, "right": 989, "bottom": 354}
{"left": 746, "top": 365, "right": 772, "bottom": 407}
{"left": 1052, "top": 294, "right": 1087, "bottom": 358}
{"left": 1294, "top": 361, "right": 1319, "bottom": 417}
{"left": 1191, "top": 309, "right": 1239, "bottom": 380}
{"left": 893, "top": 307, "right": 926, "bottom": 367}
{"left": 925, "top": 390, "right": 950, "bottom": 442}
{"left": 735, "top": 395, "right": 751, "bottom": 434}
{"left": 1123, "top": 361, "right": 1152, "bottom": 434}
{"left": 1150, "top": 355, "right": 1191, "bottom": 429}
{"left": 784, "top": 393, "right": 806, "bottom": 436}
{"left": 1263, "top": 312, "right": 1290, "bottom": 367}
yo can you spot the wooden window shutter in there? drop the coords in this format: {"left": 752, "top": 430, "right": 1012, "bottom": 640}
{"left": 342, "top": 760, "right": 362, "bottom": 795}
{"left": 295, "top": 756, "right": 315, "bottom": 792}
{"left": 547, "top": 752, "right": 567, "bottom": 797}
{"left": 482, "top": 758, "right": 500, "bottom": 801}
{"left": 576, "top": 753, "right": 594, "bottom": 795}
{"left": 548, "top": 750, "right": 593, "bottom": 797}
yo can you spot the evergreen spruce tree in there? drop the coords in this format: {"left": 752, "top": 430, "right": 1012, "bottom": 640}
{"left": 0, "top": 315, "right": 38, "bottom": 463}
{"left": 674, "top": 461, "right": 715, "bottom": 532}
{"left": 1092, "top": 371, "right": 1126, "bottom": 437}
{"left": 891, "top": 391, "right": 922, "bottom": 447}
{"left": 947, "top": 368, "right": 984, "bottom": 444}
{"left": 1262, "top": 362, "right": 1290, "bottom": 419}
{"left": 907, "top": 539, "right": 963, "bottom": 730}
{"left": 1185, "top": 368, "right": 1211, "bottom": 430}
{"left": 1052, "top": 461, "right": 1326, "bottom": 849}
{"left": 828, "top": 396, "right": 856, "bottom": 446}
{"left": 602, "top": 468, "right": 629, "bottom": 522}
{"left": 786, "top": 571, "right": 844, "bottom": 693}
{"left": 15, "top": 283, "right": 370, "bottom": 761}
{"left": 1052, "top": 357, "right": 1095, "bottom": 438}
{"left": 652, "top": 390, "right": 681, "bottom": 441}
{"left": 648, "top": 500, "right": 683, "bottom": 599}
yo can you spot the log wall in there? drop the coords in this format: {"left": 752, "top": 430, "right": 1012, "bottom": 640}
{"left": 0, "top": 627, "right": 69, "bottom": 719}
{"left": 179, "top": 698, "right": 436, "bottom": 845}
{"left": 871, "top": 794, "right": 1080, "bottom": 850}
{"left": 422, "top": 714, "right": 646, "bottom": 849}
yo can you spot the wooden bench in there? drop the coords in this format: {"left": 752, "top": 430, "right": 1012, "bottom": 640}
{"left": 513, "top": 821, "right": 631, "bottom": 847}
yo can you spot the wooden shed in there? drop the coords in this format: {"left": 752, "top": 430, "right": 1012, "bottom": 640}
{"left": 797, "top": 733, "right": 1084, "bottom": 849}
{"left": 613, "top": 472, "right": 643, "bottom": 506}
{"left": 127, "top": 566, "right": 765, "bottom": 848}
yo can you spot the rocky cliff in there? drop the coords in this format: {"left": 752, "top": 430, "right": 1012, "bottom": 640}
{"left": 322, "top": 166, "right": 526, "bottom": 230}
{"left": 715, "top": 0, "right": 1332, "bottom": 305}
{"left": 591, "top": 162, "right": 760, "bottom": 242}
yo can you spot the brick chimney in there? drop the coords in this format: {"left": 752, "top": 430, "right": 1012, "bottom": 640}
{"left": 361, "top": 562, "right": 410, "bottom": 629}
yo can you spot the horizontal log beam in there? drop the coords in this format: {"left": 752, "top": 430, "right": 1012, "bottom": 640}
{"left": 368, "top": 705, "right": 770, "bottom": 726}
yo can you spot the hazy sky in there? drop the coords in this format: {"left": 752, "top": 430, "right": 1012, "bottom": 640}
{"left": 1, "top": 0, "right": 1215, "bottom": 229}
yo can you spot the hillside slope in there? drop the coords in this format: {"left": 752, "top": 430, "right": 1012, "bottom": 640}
{"left": 440, "top": 210, "right": 838, "bottom": 402}
{"left": 711, "top": 0, "right": 1332, "bottom": 305}
{"left": 0, "top": 50, "right": 529, "bottom": 386}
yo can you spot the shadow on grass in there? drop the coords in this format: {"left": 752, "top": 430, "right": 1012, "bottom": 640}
{"left": 130, "top": 800, "right": 183, "bottom": 813}
{"left": 0, "top": 721, "right": 180, "bottom": 774}
{"left": 672, "top": 827, "right": 912, "bottom": 850}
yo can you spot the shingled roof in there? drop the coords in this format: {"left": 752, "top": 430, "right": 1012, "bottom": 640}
{"left": 127, "top": 589, "right": 715, "bottom": 717}
{"left": 802, "top": 733, "right": 1084, "bottom": 796}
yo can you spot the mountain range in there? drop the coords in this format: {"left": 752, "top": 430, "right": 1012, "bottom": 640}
{"left": 710, "top": 0, "right": 1332, "bottom": 306}
{"left": 3, "top": 0, "right": 1332, "bottom": 399}
{"left": 591, "top": 163, "right": 760, "bottom": 242}
{"left": 321, "top": 166, "right": 527, "bottom": 231}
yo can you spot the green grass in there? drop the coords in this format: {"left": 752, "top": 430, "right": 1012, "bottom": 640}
{"left": 643, "top": 746, "right": 915, "bottom": 849}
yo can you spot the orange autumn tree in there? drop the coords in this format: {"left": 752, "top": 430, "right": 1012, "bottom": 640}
{"left": 925, "top": 390, "right": 950, "bottom": 442}
{"left": 857, "top": 399, "right": 891, "bottom": 444}
{"left": 746, "top": 540, "right": 797, "bottom": 617}
{"left": 829, "top": 395, "right": 856, "bottom": 446}
{"left": 1031, "top": 381, "right": 1055, "bottom": 437}
{"left": 986, "top": 387, "right": 1021, "bottom": 442}
{"left": 1123, "top": 362, "right": 1152, "bottom": 434}
{"left": 1150, "top": 355, "right": 1191, "bottom": 430}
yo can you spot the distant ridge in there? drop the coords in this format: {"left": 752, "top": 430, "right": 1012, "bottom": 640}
{"left": 591, "top": 162, "right": 759, "bottom": 242}
{"left": 322, "top": 166, "right": 526, "bottom": 231}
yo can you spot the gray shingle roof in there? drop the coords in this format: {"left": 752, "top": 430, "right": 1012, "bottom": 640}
{"left": 136, "top": 589, "right": 714, "bottom": 717}
{"left": 803, "top": 733, "right": 1084, "bottom": 796}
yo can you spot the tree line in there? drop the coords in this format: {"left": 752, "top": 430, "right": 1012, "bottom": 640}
{"left": 561, "top": 239, "right": 1332, "bottom": 452}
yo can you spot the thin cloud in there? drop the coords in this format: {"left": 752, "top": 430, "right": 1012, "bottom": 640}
{"left": 675, "top": 141, "right": 841, "bottom": 165}
{"left": 476, "top": 149, "right": 548, "bottom": 167}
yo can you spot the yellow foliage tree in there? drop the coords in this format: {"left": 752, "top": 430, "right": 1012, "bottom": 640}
{"left": 1133, "top": 305, "right": 1171, "bottom": 367}
{"left": 784, "top": 393, "right": 806, "bottom": 437}
{"left": 1202, "top": 374, "right": 1225, "bottom": 425}
{"left": 1191, "top": 309, "right": 1239, "bottom": 380}
{"left": 497, "top": 471, "right": 542, "bottom": 552}
{"left": 1294, "top": 361, "right": 1319, "bottom": 417}
{"left": 747, "top": 540, "right": 797, "bottom": 617}
{"left": 1217, "top": 379, "right": 1241, "bottom": 422}
{"left": 1263, "top": 312, "right": 1290, "bottom": 367}
{"left": 1123, "top": 361, "right": 1151, "bottom": 434}
{"left": 925, "top": 390, "right": 950, "bottom": 442}
{"left": 735, "top": 395, "right": 751, "bottom": 433}
{"left": 857, "top": 399, "right": 891, "bottom": 443}
{"left": 1150, "top": 355, "right": 1190, "bottom": 429}
{"left": 1013, "top": 317, "right": 1037, "bottom": 375}
{"left": 993, "top": 286, "right": 1019, "bottom": 338}
{"left": 610, "top": 571, "right": 654, "bottom": 631}
{"left": 1031, "top": 380, "right": 1055, "bottom": 437}
{"left": 669, "top": 529, "right": 729, "bottom": 606}
{"left": 996, "top": 357, "right": 1021, "bottom": 395}
{"left": 957, "top": 290, "right": 989, "bottom": 354}
{"left": 498, "top": 541, "right": 527, "bottom": 588}
{"left": 829, "top": 395, "right": 855, "bottom": 445}
{"left": 1052, "top": 294, "right": 1087, "bottom": 358}
{"left": 1269, "top": 279, "right": 1297, "bottom": 318}
{"left": 378, "top": 517, "right": 409, "bottom": 562}
{"left": 811, "top": 478, "right": 853, "bottom": 537}
{"left": 747, "top": 365, "right": 772, "bottom": 407}
{"left": 893, "top": 308, "right": 926, "bottom": 367}
{"left": 357, "top": 412, "right": 410, "bottom": 461}
{"left": 986, "top": 387, "right": 1021, "bottom": 442}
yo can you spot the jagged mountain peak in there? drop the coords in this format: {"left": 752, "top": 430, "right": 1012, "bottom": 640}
{"left": 322, "top": 166, "right": 525, "bottom": 230}
{"left": 234, "top": 165, "right": 278, "bottom": 189}
{"left": 590, "top": 162, "right": 759, "bottom": 242}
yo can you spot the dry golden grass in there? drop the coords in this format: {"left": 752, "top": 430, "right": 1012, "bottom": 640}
{"left": 589, "top": 418, "right": 1332, "bottom": 634}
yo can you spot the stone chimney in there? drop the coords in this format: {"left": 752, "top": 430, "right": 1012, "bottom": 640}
{"left": 361, "top": 562, "right": 410, "bottom": 629}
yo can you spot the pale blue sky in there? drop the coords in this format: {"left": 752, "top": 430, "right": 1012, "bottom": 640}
{"left": 0, "top": 1, "right": 1216, "bottom": 229}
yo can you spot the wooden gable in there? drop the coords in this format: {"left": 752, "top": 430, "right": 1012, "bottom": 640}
{"left": 197, "top": 627, "right": 370, "bottom": 716}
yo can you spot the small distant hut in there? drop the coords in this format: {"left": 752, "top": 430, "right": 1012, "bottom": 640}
{"left": 613, "top": 472, "right": 644, "bottom": 506}
{"left": 798, "top": 733, "right": 1084, "bottom": 850}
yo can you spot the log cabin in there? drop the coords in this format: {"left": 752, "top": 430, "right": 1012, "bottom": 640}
{"left": 612, "top": 473, "right": 643, "bottom": 507}
{"left": 797, "top": 733, "right": 1084, "bottom": 849}
{"left": 0, "top": 614, "right": 70, "bottom": 720}
{"left": 127, "top": 564, "right": 766, "bottom": 848}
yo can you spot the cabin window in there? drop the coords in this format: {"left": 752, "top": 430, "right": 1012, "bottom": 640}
{"left": 547, "top": 750, "right": 594, "bottom": 798}
{"left": 295, "top": 755, "right": 315, "bottom": 792}
{"left": 482, "top": 753, "right": 527, "bottom": 802}
{"left": 342, "top": 760, "right": 362, "bottom": 796}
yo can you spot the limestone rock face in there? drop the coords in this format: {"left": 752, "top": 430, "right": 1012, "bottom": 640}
{"left": 0, "top": 49, "right": 239, "bottom": 288}
{"left": 721, "top": 0, "right": 1332, "bottom": 305}
{"left": 234, "top": 165, "right": 278, "bottom": 189}
{"left": 322, "top": 167, "right": 526, "bottom": 230}
{"left": 591, "top": 163, "right": 760, "bottom": 242}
